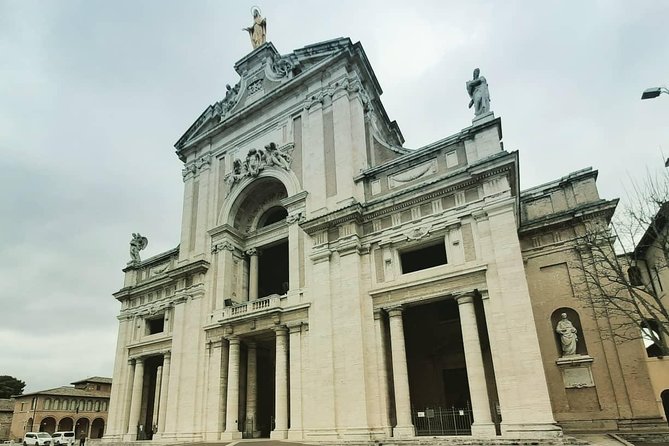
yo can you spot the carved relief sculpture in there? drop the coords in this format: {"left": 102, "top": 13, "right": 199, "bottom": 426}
{"left": 129, "top": 233, "right": 148, "bottom": 265}
{"left": 243, "top": 7, "right": 266, "bottom": 50}
{"left": 225, "top": 142, "right": 294, "bottom": 187}
{"left": 466, "top": 68, "right": 491, "bottom": 117}
{"left": 556, "top": 313, "right": 578, "bottom": 356}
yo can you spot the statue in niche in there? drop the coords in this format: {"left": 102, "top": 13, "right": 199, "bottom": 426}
{"left": 129, "top": 233, "right": 148, "bottom": 265}
{"left": 556, "top": 313, "right": 578, "bottom": 356}
{"left": 466, "top": 68, "right": 491, "bottom": 117}
{"left": 243, "top": 7, "right": 266, "bottom": 50}
{"left": 265, "top": 142, "right": 291, "bottom": 170}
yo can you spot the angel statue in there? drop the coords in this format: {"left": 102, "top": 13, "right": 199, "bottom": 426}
{"left": 243, "top": 7, "right": 266, "bottom": 50}
{"left": 129, "top": 233, "right": 148, "bottom": 265}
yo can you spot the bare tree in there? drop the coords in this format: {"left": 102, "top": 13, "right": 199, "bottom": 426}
{"left": 573, "top": 166, "right": 669, "bottom": 356}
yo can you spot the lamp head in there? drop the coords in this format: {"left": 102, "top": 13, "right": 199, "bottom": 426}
{"left": 641, "top": 87, "right": 662, "bottom": 100}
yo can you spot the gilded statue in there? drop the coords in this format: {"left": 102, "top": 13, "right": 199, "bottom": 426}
{"left": 243, "top": 7, "right": 266, "bottom": 50}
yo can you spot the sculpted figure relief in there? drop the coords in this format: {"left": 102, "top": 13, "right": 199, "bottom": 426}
{"left": 265, "top": 142, "right": 290, "bottom": 170}
{"left": 556, "top": 313, "right": 578, "bottom": 356}
{"left": 243, "top": 7, "right": 266, "bottom": 50}
{"left": 224, "top": 142, "right": 293, "bottom": 188}
{"left": 466, "top": 68, "right": 491, "bottom": 117}
{"left": 129, "top": 233, "right": 148, "bottom": 265}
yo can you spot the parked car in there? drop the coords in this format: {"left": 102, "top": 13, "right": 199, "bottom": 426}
{"left": 22, "top": 433, "right": 51, "bottom": 446}
{"left": 50, "top": 432, "right": 74, "bottom": 446}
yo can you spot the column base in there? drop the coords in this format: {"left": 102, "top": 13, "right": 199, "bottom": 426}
{"left": 501, "top": 422, "right": 562, "bottom": 438}
{"left": 471, "top": 423, "right": 497, "bottom": 437}
{"left": 287, "top": 429, "right": 303, "bottom": 440}
{"left": 392, "top": 425, "right": 415, "bottom": 437}
{"left": 220, "top": 431, "right": 242, "bottom": 440}
{"left": 270, "top": 428, "right": 288, "bottom": 439}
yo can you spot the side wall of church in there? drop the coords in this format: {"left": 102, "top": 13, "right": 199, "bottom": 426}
{"left": 520, "top": 172, "right": 663, "bottom": 431}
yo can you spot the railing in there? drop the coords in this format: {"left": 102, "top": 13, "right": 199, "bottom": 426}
{"left": 222, "top": 294, "right": 282, "bottom": 319}
{"left": 412, "top": 405, "right": 473, "bottom": 436}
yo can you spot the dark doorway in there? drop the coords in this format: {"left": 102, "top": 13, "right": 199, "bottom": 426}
{"left": 258, "top": 240, "right": 289, "bottom": 297}
{"left": 403, "top": 299, "right": 474, "bottom": 435}
{"left": 661, "top": 389, "right": 669, "bottom": 426}
{"left": 140, "top": 356, "right": 163, "bottom": 439}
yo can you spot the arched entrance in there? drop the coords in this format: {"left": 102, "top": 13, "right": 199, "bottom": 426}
{"left": 75, "top": 418, "right": 89, "bottom": 437}
{"left": 39, "top": 417, "right": 56, "bottom": 434}
{"left": 91, "top": 418, "right": 105, "bottom": 439}
{"left": 57, "top": 417, "right": 73, "bottom": 431}
{"left": 661, "top": 389, "right": 669, "bottom": 425}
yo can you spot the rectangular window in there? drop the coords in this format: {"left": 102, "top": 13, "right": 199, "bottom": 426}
{"left": 147, "top": 316, "right": 165, "bottom": 335}
{"left": 400, "top": 242, "right": 448, "bottom": 274}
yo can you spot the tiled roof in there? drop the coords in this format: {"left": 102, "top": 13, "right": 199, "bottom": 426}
{"left": 70, "top": 377, "right": 112, "bottom": 385}
{"left": 15, "top": 386, "right": 109, "bottom": 399}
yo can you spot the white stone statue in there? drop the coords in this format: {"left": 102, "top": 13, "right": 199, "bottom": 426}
{"left": 243, "top": 7, "right": 266, "bottom": 50}
{"left": 466, "top": 68, "right": 491, "bottom": 117}
{"left": 129, "top": 233, "right": 148, "bottom": 265}
{"left": 556, "top": 313, "right": 578, "bottom": 356}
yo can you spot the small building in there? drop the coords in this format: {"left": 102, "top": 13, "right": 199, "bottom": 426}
{"left": 0, "top": 399, "right": 14, "bottom": 441}
{"left": 9, "top": 377, "right": 111, "bottom": 441}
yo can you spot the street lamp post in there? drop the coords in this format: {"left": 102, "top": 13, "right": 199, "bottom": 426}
{"left": 641, "top": 86, "right": 669, "bottom": 100}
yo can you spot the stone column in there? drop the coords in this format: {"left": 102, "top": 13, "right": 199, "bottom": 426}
{"left": 374, "top": 310, "right": 392, "bottom": 436}
{"left": 151, "top": 366, "right": 162, "bottom": 430}
{"left": 288, "top": 323, "right": 304, "bottom": 440}
{"left": 121, "top": 359, "right": 135, "bottom": 436}
{"left": 126, "top": 357, "right": 145, "bottom": 439}
{"left": 456, "top": 294, "right": 496, "bottom": 436}
{"left": 387, "top": 308, "right": 414, "bottom": 437}
{"left": 245, "top": 342, "right": 258, "bottom": 437}
{"left": 156, "top": 352, "right": 170, "bottom": 434}
{"left": 247, "top": 249, "right": 259, "bottom": 301}
{"left": 287, "top": 214, "right": 302, "bottom": 292}
{"left": 271, "top": 326, "right": 289, "bottom": 439}
{"left": 221, "top": 337, "right": 242, "bottom": 440}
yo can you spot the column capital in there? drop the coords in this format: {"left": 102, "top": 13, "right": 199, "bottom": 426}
{"left": 130, "top": 356, "right": 145, "bottom": 364}
{"left": 386, "top": 306, "right": 404, "bottom": 318}
{"left": 373, "top": 309, "right": 385, "bottom": 320}
{"left": 226, "top": 335, "right": 240, "bottom": 345}
{"left": 274, "top": 325, "right": 288, "bottom": 336}
{"left": 287, "top": 322, "right": 303, "bottom": 334}
{"left": 127, "top": 358, "right": 135, "bottom": 366}
{"left": 455, "top": 292, "right": 476, "bottom": 306}
{"left": 162, "top": 350, "right": 171, "bottom": 360}
{"left": 245, "top": 248, "right": 261, "bottom": 257}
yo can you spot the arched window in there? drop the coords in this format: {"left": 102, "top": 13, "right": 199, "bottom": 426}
{"left": 101, "top": 401, "right": 107, "bottom": 412}
{"left": 85, "top": 400, "right": 92, "bottom": 411}
{"left": 642, "top": 319, "right": 666, "bottom": 358}
{"left": 54, "top": 399, "right": 60, "bottom": 410}
{"left": 94, "top": 401, "right": 100, "bottom": 412}
{"left": 44, "top": 399, "right": 51, "bottom": 410}
{"left": 551, "top": 308, "right": 588, "bottom": 356}
{"left": 257, "top": 206, "right": 287, "bottom": 228}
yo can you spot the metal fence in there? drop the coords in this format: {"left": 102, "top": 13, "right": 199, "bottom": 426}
{"left": 411, "top": 405, "right": 473, "bottom": 436}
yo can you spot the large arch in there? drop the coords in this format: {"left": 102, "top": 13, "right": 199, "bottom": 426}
{"left": 218, "top": 169, "right": 300, "bottom": 228}
{"left": 91, "top": 418, "right": 105, "bottom": 439}
{"left": 57, "top": 417, "right": 73, "bottom": 431}
{"left": 39, "top": 417, "right": 56, "bottom": 434}
{"left": 75, "top": 418, "right": 89, "bottom": 437}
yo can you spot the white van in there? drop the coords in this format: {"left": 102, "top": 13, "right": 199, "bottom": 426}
{"left": 22, "top": 432, "right": 51, "bottom": 446}
{"left": 50, "top": 432, "right": 75, "bottom": 446}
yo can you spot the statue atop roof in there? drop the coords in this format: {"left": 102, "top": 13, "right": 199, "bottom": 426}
{"left": 466, "top": 68, "right": 491, "bottom": 119}
{"left": 243, "top": 7, "right": 266, "bottom": 50}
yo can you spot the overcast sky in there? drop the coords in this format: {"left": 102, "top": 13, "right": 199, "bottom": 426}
{"left": 1, "top": 0, "right": 668, "bottom": 393}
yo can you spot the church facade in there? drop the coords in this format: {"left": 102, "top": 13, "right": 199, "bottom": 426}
{"left": 103, "top": 38, "right": 666, "bottom": 443}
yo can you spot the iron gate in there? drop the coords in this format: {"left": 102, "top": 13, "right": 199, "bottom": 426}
{"left": 411, "top": 405, "right": 473, "bottom": 436}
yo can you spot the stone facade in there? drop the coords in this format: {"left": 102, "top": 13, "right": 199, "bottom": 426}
{"left": 9, "top": 377, "right": 111, "bottom": 441}
{"left": 0, "top": 399, "right": 14, "bottom": 441}
{"left": 104, "top": 38, "right": 666, "bottom": 443}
